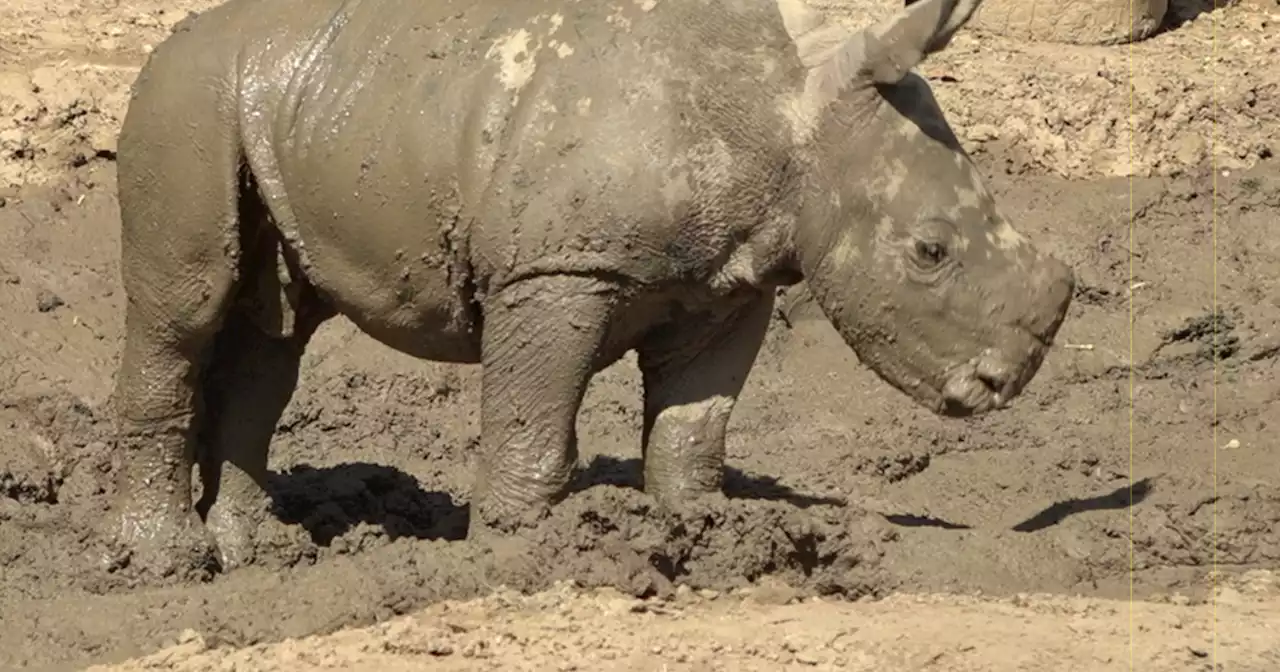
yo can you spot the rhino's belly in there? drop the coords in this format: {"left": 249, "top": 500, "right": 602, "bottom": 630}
{"left": 295, "top": 229, "right": 480, "bottom": 364}
{"left": 275, "top": 135, "right": 479, "bottom": 362}
{"left": 248, "top": 0, "right": 498, "bottom": 362}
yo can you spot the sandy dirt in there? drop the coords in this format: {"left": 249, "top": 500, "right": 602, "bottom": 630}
{"left": 1, "top": 0, "right": 1279, "bottom": 670}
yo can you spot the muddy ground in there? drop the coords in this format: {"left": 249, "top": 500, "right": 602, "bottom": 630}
{"left": 2, "top": 0, "right": 1279, "bottom": 670}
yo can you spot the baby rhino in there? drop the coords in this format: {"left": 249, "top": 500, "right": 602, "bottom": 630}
{"left": 104, "top": 0, "right": 1074, "bottom": 578}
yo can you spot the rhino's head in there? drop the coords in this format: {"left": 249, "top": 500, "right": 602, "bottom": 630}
{"left": 779, "top": 0, "right": 1074, "bottom": 417}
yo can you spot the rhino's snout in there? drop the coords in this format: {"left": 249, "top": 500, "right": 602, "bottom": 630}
{"left": 940, "top": 254, "right": 1075, "bottom": 418}
{"left": 1019, "top": 255, "right": 1075, "bottom": 346}
{"left": 939, "top": 328, "right": 1044, "bottom": 417}
{"left": 974, "top": 352, "right": 1016, "bottom": 401}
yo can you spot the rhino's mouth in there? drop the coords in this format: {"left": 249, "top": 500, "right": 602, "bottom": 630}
{"left": 936, "top": 330, "right": 1048, "bottom": 418}
{"left": 939, "top": 358, "right": 1004, "bottom": 417}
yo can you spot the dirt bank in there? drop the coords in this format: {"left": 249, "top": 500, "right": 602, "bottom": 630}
{"left": 87, "top": 574, "right": 1280, "bottom": 672}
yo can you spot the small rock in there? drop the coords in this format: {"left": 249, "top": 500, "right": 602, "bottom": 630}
{"left": 969, "top": 123, "right": 1000, "bottom": 141}
{"left": 36, "top": 290, "right": 65, "bottom": 313}
{"left": 747, "top": 577, "right": 799, "bottom": 605}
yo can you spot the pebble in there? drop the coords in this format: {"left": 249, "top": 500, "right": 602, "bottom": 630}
{"left": 36, "top": 289, "right": 64, "bottom": 313}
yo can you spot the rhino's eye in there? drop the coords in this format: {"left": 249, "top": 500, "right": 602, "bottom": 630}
{"left": 914, "top": 240, "right": 948, "bottom": 268}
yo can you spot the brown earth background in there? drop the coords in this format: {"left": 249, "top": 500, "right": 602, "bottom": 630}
{"left": 2, "top": 0, "right": 1279, "bottom": 670}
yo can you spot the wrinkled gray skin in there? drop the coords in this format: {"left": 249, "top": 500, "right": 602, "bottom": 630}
{"left": 105, "top": 0, "right": 1074, "bottom": 578}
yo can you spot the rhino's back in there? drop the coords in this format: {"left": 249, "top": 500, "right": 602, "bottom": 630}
{"left": 169, "top": 0, "right": 806, "bottom": 360}
{"left": 260, "top": 0, "right": 805, "bottom": 288}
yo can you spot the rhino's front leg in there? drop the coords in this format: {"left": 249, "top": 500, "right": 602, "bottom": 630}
{"left": 468, "top": 275, "right": 615, "bottom": 535}
{"left": 638, "top": 293, "right": 774, "bottom": 505}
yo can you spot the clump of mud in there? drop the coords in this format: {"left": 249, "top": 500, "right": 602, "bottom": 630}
{"left": 245, "top": 467, "right": 892, "bottom": 601}
{"left": 480, "top": 487, "right": 892, "bottom": 599}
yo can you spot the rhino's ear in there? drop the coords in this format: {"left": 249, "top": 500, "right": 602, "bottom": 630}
{"left": 854, "top": 0, "right": 984, "bottom": 84}
{"left": 781, "top": 0, "right": 979, "bottom": 140}
{"left": 778, "top": 0, "right": 852, "bottom": 67}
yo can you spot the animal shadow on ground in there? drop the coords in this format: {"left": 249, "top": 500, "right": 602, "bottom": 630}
{"left": 882, "top": 514, "right": 972, "bottom": 530}
{"left": 874, "top": 479, "right": 1156, "bottom": 532}
{"left": 569, "top": 455, "right": 847, "bottom": 508}
{"left": 265, "top": 463, "right": 470, "bottom": 544}
{"left": 1160, "top": 0, "right": 1230, "bottom": 31}
{"left": 1011, "top": 477, "right": 1155, "bottom": 532}
{"left": 263, "top": 456, "right": 846, "bottom": 548}
{"left": 260, "top": 462, "right": 1154, "bottom": 546}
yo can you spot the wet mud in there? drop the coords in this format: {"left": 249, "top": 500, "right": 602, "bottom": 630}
{"left": 4, "top": 0, "right": 1280, "bottom": 667}
{"left": 2, "top": 151, "right": 1279, "bottom": 668}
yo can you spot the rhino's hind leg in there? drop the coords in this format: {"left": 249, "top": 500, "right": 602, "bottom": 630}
{"left": 105, "top": 114, "right": 244, "bottom": 581}
{"left": 195, "top": 276, "right": 330, "bottom": 570}
{"left": 468, "top": 275, "right": 616, "bottom": 536}
{"left": 106, "top": 313, "right": 224, "bottom": 580}
{"left": 637, "top": 293, "right": 774, "bottom": 506}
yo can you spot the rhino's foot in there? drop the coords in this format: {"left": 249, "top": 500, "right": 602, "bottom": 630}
{"left": 466, "top": 493, "right": 556, "bottom": 541}
{"left": 194, "top": 308, "right": 322, "bottom": 570}
{"left": 645, "top": 479, "right": 725, "bottom": 513}
{"left": 202, "top": 487, "right": 272, "bottom": 571}
{"left": 96, "top": 496, "right": 219, "bottom": 582}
